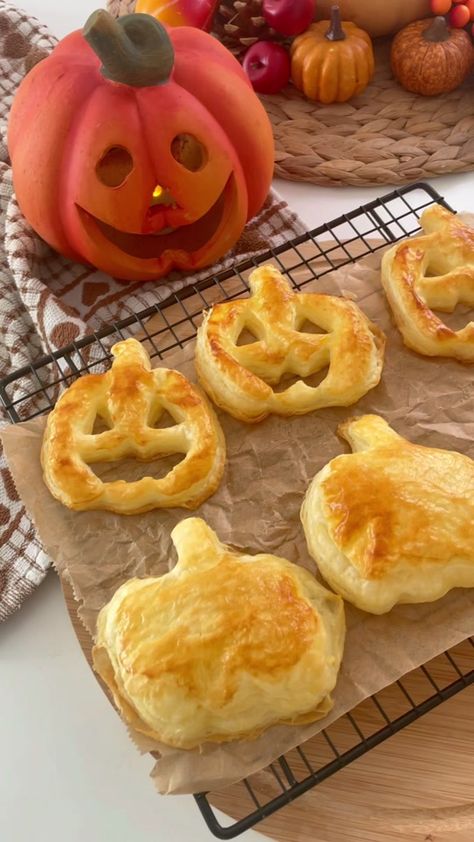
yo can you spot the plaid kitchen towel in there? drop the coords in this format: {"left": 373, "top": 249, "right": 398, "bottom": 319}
{"left": 0, "top": 1, "right": 305, "bottom": 621}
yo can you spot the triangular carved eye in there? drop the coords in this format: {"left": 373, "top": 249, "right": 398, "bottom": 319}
{"left": 96, "top": 146, "right": 134, "bottom": 187}
{"left": 91, "top": 415, "right": 110, "bottom": 435}
{"left": 236, "top": 328, "right": 259, "bottom": 346}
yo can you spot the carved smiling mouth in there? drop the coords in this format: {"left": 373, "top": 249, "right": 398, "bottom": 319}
{"left": 77, "top": 179, "right": 230, "bottom": 261}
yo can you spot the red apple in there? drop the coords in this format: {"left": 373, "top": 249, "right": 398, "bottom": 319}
{"left": 450, "top": 2, "right": 470, "bottom": 24}
{"left": 242, "top": 41, "right": 290, "bottom": 94}
{"left": 262, "top": 0, "right": 314, "bottom": 36}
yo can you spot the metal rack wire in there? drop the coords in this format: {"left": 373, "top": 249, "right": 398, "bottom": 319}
{"left": 0, "top": 182, "right": 453, "bottom": 422}
{"left": 1, "top": 182, "right": 472, "bottom": 839}
{"left": 195, "top": 636, "right": 474, "bottom": 838}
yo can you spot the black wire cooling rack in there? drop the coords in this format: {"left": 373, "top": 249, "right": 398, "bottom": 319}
{"left": 1, "top": 182, "right": 473, "bottom": 839}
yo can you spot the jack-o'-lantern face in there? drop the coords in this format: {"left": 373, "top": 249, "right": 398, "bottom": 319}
{"left": 8, "top": 11, "right": 274, "bottom": 282}
{"left": 64, "top": 78, "right": 247, "bottom": 280}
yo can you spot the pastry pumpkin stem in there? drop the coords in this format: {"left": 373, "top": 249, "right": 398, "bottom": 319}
{"left": 325, "top": 5, "right": 346, "bottom": 42}
{"left": 83, "top": 10, "right": 174, "bottom": 87}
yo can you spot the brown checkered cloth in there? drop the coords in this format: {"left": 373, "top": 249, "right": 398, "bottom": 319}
{"left": 0, "top": 1, "right": 305, "bottom": 621}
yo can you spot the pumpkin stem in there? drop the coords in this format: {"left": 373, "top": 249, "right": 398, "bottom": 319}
{"left": 325, "top": 5, "right": 346, "bottom": 42}
{"left": 423, "top": 15, "right": 450, "bottom": 43}
{"left": 83, "top": 10, "right": 174, "bottom": 87}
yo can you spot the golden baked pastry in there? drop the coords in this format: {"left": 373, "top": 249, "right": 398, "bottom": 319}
{"left": 301, "top": 415, "right": 474, "bottom": 614}
{"left": 381, "top": 205, "right": 474, "bottom": 362}
{"left": 41, "top": 339, "right": 225, "bottom": 513}
{"left": 93, "top": 518, "right": 345, "bottom": 748}
{"left": 195, "top": 264, "right": 385, "bottom": 422}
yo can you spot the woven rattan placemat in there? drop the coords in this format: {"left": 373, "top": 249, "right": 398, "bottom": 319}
{"left": 263, "top": 40, "right": 474, "bottom": 187}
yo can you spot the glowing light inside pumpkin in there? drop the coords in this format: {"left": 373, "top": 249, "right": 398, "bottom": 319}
{"left": 150, "top": 184, "right": 178, "bottom": 208}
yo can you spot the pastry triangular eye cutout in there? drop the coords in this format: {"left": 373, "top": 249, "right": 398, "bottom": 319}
{"left": 92, "top": 518, "right": 345, "bottom": 749}
{"left": 195, "top": 264, "right": 385, "bottom": 423}
{"left": 301, "top": 415, "right": 474, "bottom": 614}
{"left": 41, "top": 338, "right": 225, "bottom": 513}
{"left": 381, "top": 205, "right": 474, "bottom": 362}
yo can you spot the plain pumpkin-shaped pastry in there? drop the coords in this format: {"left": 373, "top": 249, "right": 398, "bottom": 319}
{"left": 301, "top": 415, "right": 474, "bottom": 615}
{"left": 291, "top": 6, "right": 374, "bottom": 104}
{"left": 93, "top": 518, "right": 345, "bottom": 748}
{"left": 316, "top": 0, "right": 430, "bottom": 38}
{"left": 391, "top": 16, "right": 473, "bottom": 96}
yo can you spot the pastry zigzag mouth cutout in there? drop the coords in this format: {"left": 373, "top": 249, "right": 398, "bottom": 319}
{"left": 41, "top": 338, "right": 225, "bottom": 514}
{"left": 196, "top": 264, "right": 386, "bottom": 422}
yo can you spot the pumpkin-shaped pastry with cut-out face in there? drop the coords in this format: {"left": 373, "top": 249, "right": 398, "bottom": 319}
{"left": 381, "top": 205, "right": 474, "bottom": 362}
{"left": 195, "top": 264, "right": 386, "bottom": 422}
{"left": 41, "top": 338, "right": 226, "bottom": 513}
{"left": 8, "top": 11, "right": 274, "bottom": 282}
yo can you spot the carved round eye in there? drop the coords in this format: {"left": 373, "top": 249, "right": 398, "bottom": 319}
{"left": 171, "top": 134, "right": 207, "bottom": 172}
{"left": 96, "top": 146, "right": 134, "bottom": 187}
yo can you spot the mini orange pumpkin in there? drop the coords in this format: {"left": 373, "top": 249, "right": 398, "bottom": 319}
{"left": 391, "top": 16, "right": 473, "bottom": 97}
{"left": 291, "top": 6, "right": 374, "bottom": 104}
{"left": 8, "top": 11, "right": 274, "bottom": 282}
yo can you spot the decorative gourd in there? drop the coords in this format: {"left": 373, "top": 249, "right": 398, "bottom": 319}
{"left": 135, "top": 0, "right": 218, "bottom": 30}
{"left": 8, "top": 10, "right": 274, "bottom": 283}
{"left": 391, "top": 16, "right": 473, "bottom": 96}
{"left": 291, "top": 6, "right": 374, "bottom": 105}
{"left": 316, "top": 0, "right": 431, "bottom": 38}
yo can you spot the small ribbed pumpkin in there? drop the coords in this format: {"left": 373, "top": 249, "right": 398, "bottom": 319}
{"left": 391, "top": 16, "right": 473, "bottom": 97}
{"left": 290, "top": 5, "right": 374, "bottom": 105}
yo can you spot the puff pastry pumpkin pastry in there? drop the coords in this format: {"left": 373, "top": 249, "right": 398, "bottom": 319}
{"left": 41, "top": 339, "right": 225, "bottom": 514}
{"left": 301, "top": 415, "right": 474, "bottom": 614}
{"left": 195, "top": 264, "right": 385, "bottom": 422}
{"left": 381, "top": 205, "right": 474, "bottom": 362}
{"left": 93, "top": 518, "right": 345, "bottom": 748}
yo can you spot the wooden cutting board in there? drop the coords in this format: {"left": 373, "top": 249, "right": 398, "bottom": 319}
{"left": 62, "top": 579, "right": 474, "bottom": 842}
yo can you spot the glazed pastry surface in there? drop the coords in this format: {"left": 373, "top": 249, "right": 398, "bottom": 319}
{"left": 381, "top": 205, "right": 474, "bottom": 362}
{"left": 301, "top": 414, "right": 474, "bottom": 614}
{"left": 196, "top": 264, "right": 385, "bottom": 422}
{"left": 93, "top": 518, "right": 345, "bottom": 748}
{"left": 41, "top": 339, "right": 225, "bottom": 513}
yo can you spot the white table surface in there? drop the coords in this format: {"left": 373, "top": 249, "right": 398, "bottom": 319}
{"left": 3, "top": 3, "right": 474, "bottom": 841}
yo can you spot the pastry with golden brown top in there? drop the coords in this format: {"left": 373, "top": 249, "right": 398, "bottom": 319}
{"left": 41, "top": 338, "right": 225, "bottom": 514}
{"left": 301, "top": 415, "right": 474, "bottom": 614}
{"left": 381, "top": 205, "right": 474, "bottom": 362}
{"left": 93, "top": 518, "right": 345, "bottom": 748}
{"left": 195, "top": 264, "right": 385, "bottom": 422}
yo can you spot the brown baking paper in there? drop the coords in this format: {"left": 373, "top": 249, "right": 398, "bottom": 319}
{"left": 2, "top": 245, "right": 474, "bottom": 795}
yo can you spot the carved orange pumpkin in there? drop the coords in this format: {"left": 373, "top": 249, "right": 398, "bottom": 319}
{"left": 8, "top": 11, "right": 274, "bottom": 282}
